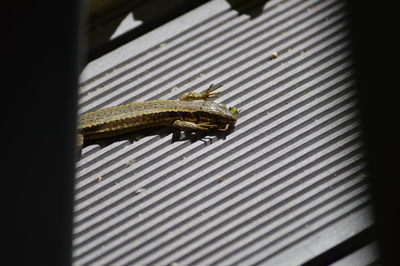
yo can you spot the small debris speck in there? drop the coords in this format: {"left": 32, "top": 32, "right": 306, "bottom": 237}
{"left": 217, "top": 178, "right": 225, "bottom": 183}
{"left": 171, "top": 86, "right": 179, "bottom": 92}
{"left": 96, "top": 176, "right": 103, "bottom": 183}
{"left": 271, "top": 51, "right": 279, "bottom": 59}
{"left": 135, "top": 188, "right": 146, "bottom": 194}
{"left": 159, "top": 42, "right": 167, "bottom": 47}
{"left": 126, "top": 159, "right": 135, "bottom": 166}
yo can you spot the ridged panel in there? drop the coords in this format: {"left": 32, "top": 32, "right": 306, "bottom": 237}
{"left": 73, "top": 0, "right": 372, "bottom": 265}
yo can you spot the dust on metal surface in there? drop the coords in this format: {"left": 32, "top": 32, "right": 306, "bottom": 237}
{"left": 73, "top": 0, "right": 372, "bottom": 265}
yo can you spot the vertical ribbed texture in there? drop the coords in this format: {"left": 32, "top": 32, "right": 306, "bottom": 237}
{"left": 73, "top": 0, "right": 372, "bottom": 265}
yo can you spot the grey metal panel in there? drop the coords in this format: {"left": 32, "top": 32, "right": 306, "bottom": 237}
{"left": 73, "top": 0, "right": 374, "bottom": 265}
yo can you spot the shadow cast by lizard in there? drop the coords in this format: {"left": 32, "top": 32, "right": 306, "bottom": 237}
{"left": 82, "top": 125, "right": 236, "bottom": 149}
{"left": 77, "top": 126, "right": 236, "bottom": 160}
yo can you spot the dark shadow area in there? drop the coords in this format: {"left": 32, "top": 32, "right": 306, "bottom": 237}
{"left": 87, "top": 0, "right": 210, "bottom": 61}
{"left": 86, "top": 0, "right": 272, "bottom": 61}
{"left": 345, "top": 0, "right": 400, "bottom": 265}
{"left": 226, "top": 0, "right": 270, "bottom": 19}
{"left": 2, "top": 1, "right": 80, "bottom": 266}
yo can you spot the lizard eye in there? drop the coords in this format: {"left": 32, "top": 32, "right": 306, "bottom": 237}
{"left": 229, "top": 107, "right": 238, "bottom": 115}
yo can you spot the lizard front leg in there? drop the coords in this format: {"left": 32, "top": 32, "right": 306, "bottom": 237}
{"left": 179, "top": 84, "right": 222, "bottom": 101}
{"left": 173, "top": 120, "right": 218, "bottom": 131}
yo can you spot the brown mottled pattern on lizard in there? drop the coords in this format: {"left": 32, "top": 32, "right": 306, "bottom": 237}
{"left": 77, "top": 84, "right": 239, "bottom": 147}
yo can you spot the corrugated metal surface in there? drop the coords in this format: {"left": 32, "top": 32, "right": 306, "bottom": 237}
{"left": 73, "top": 0, "right": 373, "bottom": 265}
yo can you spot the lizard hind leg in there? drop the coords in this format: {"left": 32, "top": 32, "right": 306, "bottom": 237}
{"left": 77, "top": 133, "right": 84, "bottom": 148}
{"left": 76, "top": 133, "right": 84, "bottom": 160}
